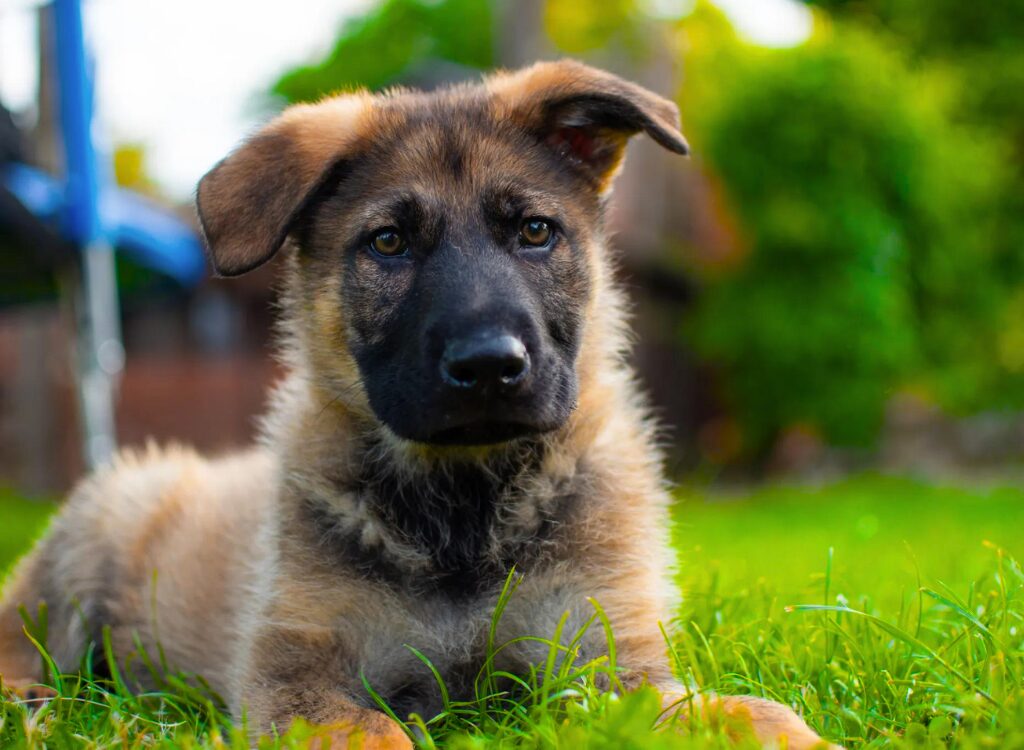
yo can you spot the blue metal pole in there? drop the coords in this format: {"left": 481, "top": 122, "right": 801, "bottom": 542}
{"left": 52, "top": 0, "right": 123, "bottom": 468}
{"left": 52, "top": 0, "right": 100, "bottom": 246}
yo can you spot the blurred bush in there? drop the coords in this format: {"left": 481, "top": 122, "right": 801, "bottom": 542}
{"left": 681, "top": 11, "right": 1014, "bottom": 454}
{"left": 273, "top": 0, "right": 494, "bottom": 101}
{"left": 543, "top": 0, "right": 651, "bottom": 55}
{"left": 801, "top": 0, "right": 1024, "bottom": 394}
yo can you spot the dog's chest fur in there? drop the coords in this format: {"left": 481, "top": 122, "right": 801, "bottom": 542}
{"left": 281, "top": 438, "right": 595, "bottom": 719}
{"left": 357, "top": 598, "right": 493, "bottom": 720}
{"left": 298, "top": 437, "right": 586, "bottom": 599}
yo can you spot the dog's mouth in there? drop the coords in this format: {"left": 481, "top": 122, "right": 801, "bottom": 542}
{"left": 367, "top": 363, "right": 578, "bottom": 447}
{"left": 426, "top": 420, "right": 545, "bottom": 446}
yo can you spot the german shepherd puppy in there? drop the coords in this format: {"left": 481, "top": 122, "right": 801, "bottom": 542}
{"left": 0, "top": 61, "right": 836, "bottom": 749}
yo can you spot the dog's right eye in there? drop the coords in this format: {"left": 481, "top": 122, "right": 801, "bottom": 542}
{"left": 369, "top": 229, "right": 407, "bottom": 257}
{"left": 519, "top": 219, "right": 553, "bottom": 248}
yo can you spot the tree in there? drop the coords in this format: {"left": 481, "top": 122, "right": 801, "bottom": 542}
{"left": 272, "top": 0, "right": 495, "bottom": 103}
{"left": 682, "top": 19, "right": 1011, "bottom": 454}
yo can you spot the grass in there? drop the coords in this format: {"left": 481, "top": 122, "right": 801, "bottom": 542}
{"left": 0, "top": 489, "right": 55, "bottom": 574}
{"left": 3, "top": 473, "right": 1024, "bottom": 748}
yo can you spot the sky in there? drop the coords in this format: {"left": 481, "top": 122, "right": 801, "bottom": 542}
{"left": 0, "top": 0, "right": 812, "bottom": 199}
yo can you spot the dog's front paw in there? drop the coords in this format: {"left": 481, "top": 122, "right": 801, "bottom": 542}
{"left": 1, "top": 678, "right": 58, "bottom": 707}
{"left": 709, "top": 695, "right": 842, "bottom": 749}
{"left": 656, "top": 688, "right": 842, "bottom": 749}
{"left": 308, "top": 716, "right": 413, "bottom": 750}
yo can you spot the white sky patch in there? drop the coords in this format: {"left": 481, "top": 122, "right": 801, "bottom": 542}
{"left": 0, "top": 4, "right": 39, "bottom": 115}
{"left": 711, "top": 0, "right": 813, "bottom": 47}
{"left": 0, "top": 0, "right": 373, "bottom": 197}
{"left": 0, "top": 0, "right": 811, "bottom": 199}
{"left": 84, "top": 0, "right": 376, "bottom": 197}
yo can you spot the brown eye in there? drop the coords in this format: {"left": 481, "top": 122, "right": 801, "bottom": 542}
{"left": 370, "top": 229, "right": 406, "bottom": 256}
{"left": 519, "top": 219, "right": 553, "bottom": 247}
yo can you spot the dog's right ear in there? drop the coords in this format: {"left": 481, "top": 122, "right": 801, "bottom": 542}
{"left": 196, "top": 94, "right": 372, "bottom": 277}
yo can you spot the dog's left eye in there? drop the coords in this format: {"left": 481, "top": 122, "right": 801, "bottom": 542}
{"left": 519, "top": 219, "right": 553, "bottom": 248}
{"left": 369, "top": 228, "right": 407, "bottom": 257}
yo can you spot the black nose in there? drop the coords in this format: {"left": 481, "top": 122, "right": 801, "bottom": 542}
{"left": 441, "top": 332, "right": 530, "bottom": 391}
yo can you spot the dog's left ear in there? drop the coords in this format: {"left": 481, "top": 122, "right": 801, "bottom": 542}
{"left": 488, "top": 59, "right": 689, "bottom": 191}
{"left": 196, "top": 94, "right": 372, "bottom": 277}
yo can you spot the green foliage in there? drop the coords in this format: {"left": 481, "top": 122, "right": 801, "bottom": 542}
{"left": 799, "top": 0, "right": 1024, "bottom": 408}
{"left": 6, "top": 475, "right": 1024, "bottom": 746}
{"left": 272, "top": 0, "right": 494, "bottom": 103}
{"left": 683, "top": 22, "right": 1012, "bottom": 453}
{"left": 0, "top": 490, "right": 53, "bottom": 575}
{"left": 801, "top": 0, "right": 1024, "bottom": 59}
{"left": 543, "top": 0, "right": 660, "bottom": 59}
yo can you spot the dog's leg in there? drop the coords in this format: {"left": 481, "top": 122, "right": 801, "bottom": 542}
{"left": 613, "top": 630, "right": 840, "bottom": 748}
{"left": 244, "top": 680, "right": 412, "bottom": 750}
{"left": 504, "top": 575, "right": 840, "bottom": 749}
{"left": 1, "top": 519, "right": 97, "bottom": 702}
{"left": 235, "top": 625, "right": 412, "bottom": 750}
{"left": 667, "top": 693, "right": 842, "bottom": 750}
{"left": 0, "top": 553, "right": 48, "bottom": 697}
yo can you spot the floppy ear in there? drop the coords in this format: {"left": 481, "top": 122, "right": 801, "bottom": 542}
{"left": 196, "top": 94, "right": 372, "bottom": 276}
{"left": 488, "top": 59, "right": 689, "bottom": 191}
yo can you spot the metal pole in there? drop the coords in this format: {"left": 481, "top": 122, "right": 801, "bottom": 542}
{"left": 52, "top": 0, "right": 122, "bottom": 467}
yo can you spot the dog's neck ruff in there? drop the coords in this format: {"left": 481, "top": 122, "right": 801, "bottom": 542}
{"left": 298, "top": 434, "right": 586, "bottom": 597}
{"left": 270, "top": 383, "right": 592, "bottom": 597}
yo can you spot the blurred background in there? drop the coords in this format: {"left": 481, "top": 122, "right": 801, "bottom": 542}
{"left": 1, "top": 0, "right": 1023, "bottom": 496}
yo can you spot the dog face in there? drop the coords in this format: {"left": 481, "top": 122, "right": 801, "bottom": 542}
{"left": 300, "top": 118, "right": 596, "bottom": 445}
{"left": 197, "top": 61, "right": 688, "bottom": 446}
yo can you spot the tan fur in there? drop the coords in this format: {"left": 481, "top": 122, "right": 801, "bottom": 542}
{"left": 0, "top": 61, "right": 836, "bottom": 749}
{"left": 197, "top": 94, "right": 375, "bottom": 276}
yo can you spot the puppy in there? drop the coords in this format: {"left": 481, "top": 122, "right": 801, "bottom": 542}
{"left": 0, "top": 60, "right": 837, "bottom": 749}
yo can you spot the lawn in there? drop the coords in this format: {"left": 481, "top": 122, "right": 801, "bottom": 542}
{"left": 2, "top": 474, "right": 1024, "bottom": 748}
